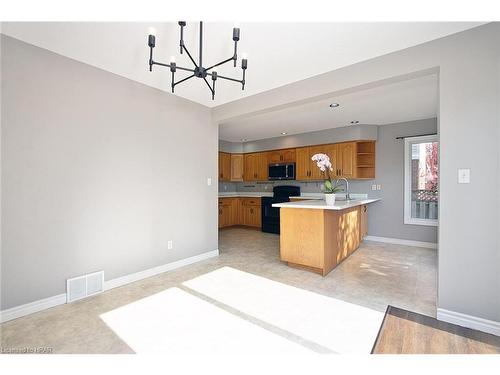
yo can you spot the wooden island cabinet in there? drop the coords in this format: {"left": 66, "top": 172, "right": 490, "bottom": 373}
{"left": 273, "top": 199, "right": 378, "bottom": 276}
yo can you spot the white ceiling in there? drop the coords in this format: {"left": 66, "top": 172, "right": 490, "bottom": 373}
{"left": 219, "top": 74, "right": 438, "bottom": 142}
{"left": 1, "top": 22, "right": 481, "bottom": 107}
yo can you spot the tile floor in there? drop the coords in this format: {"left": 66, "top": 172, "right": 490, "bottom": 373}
{"left": 0, "top": 228, "right": 437, "bottom": 354}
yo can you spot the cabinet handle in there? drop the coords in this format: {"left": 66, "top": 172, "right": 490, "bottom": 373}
{"left": 364, "top": 205, "right": 367, "bottom": 212}
{"left": 250, "top": 208, "right": 254, "bottom": 214}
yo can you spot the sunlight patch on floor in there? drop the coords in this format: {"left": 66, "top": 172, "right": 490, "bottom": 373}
{"left": 183, "top": 267, "right": 384, "bottom": 354}
{"left": 100, "top": 287, "right": 312, "bottom": 354}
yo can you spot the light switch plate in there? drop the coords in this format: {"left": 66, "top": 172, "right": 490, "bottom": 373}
{"left": 167, "top": 240, "right": 173, "bottom": 250}
{"left": 376, "top": 184, "right": 381, "bottom": 190}
{"left": 371, "top": 184, "right": 377, "bottom": 191}
{"left": 207, "top": 178, "right": 212, "bottom": 186}
{"left": 458, "top": 168, "right": 470, "bottom": 184}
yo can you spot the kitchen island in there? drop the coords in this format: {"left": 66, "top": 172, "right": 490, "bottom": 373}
{"left": 272, "top": 198, "right": 380, "bottom": 276}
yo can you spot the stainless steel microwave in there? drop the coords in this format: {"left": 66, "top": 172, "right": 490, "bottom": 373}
{"left": 268, "top": 163, "right": 296, "bottom": 180}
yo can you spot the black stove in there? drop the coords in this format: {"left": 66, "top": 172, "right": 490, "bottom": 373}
{"left": 261, "top": 185, "right": 300, "bottom": 234}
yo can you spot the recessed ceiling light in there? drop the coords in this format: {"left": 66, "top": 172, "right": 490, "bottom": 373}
{"left": 281, "top": 132, "right": 287, "bottom": 135}
{"left": 241, "top": 138, "right": 247, "bottom": 142}
{"left": 350, "top": 120, "right": 359, "bottom": 125}
{"left": 329, "top": 103, "right": 340, "bottom": 108}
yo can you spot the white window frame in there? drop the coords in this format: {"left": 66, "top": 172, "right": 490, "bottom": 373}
{"left": 404, "top": 135, "right": 438, "bottom": 226}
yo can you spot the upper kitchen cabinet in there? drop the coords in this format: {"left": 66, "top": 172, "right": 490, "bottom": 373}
{"left": 327, "top": 142, "right": 356, "bottom": 179}
{"left": 268, "top": 148, "right": 296, "bottom": 164}
{"left": 354, "top": 141, "right": 376, "bottom": 179}
{"left": 244, "top": 152, "right": 268, "bottom": 181}
{"left": 296, "top": 145, "right": 331, "bottom": 180}
{"left": 218, "top": 152, "right": 231, "bottom": 181}
{"left": 295, "top": 147, "right": 312, "bottom": 180}
{"left": 230, "top": 154, "right": 244, "bottom": 181}
{"left": 297, "top": 141, "right": 376, "bottom": 180}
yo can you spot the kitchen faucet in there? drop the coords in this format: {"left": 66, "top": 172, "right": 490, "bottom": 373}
{"left": 336, "top": 178, "right": 350, "bottom": 200}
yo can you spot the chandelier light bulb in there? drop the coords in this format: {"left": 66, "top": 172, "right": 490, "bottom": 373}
{"left": 170, "top": 56, "right": 176, "bottom": 63}
{"left": 148, "top": 27, "right": 157, "bottom": 36}
{"left": 241, "top": 52, "right": 248, "bottom": 59}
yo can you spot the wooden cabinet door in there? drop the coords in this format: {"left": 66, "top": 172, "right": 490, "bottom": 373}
{"left": 242, "top": 206, "right": 252, "bottom": 226}
{"left": 325, "top": 144, "right": 340, "bottom": 177}
{"left": 282, "top": 149, "right": 296, "bottom": 163}
{"left": 230, "top": 154, "right": 244, "bottom": 181}
{"left": 338, "top": 142, "right": 356, "bottom": 178}
{"left": 218, "top": 205, "right": 224, "bottom": 228}
{"left": 360, "top": 204, "right": 368, "bottom": 240}
{"left": 268, "top": 149, "right": 296, "bottom": 163}
{"left": 231, "top": 198, "right": 240, "bottom": 225}
{"left": 309, "top": 145, "right": 328, "bottom": 180}
{"left": 244, "top": 153, "right": 258, "bottom": 181}
{"left": 252, "top": 206, "right": 262, "bottom": 227}
{"left": 219, "top": 152, "right": 231, "bottom": 181}
{"left": 242, "top": 205, "right": 261, "bottom": 227}
{"left": 296, "top": 147, "right": 311, "bottom": 180}
{"left": 256, "top": 152, "right": 268, "bottom": 181}
{"left": 267, "top": 150, "right": 282, "bottom": 164}
{"left": 218, "top": 204, "right": 228, "bottom": 228}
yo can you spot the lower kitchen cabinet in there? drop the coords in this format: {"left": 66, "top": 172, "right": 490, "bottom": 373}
{"left": 241, "top": 204, "right": 261, "bottom": 227}
{"left": 218, "top": 197, "right": 261, "bottom": 229}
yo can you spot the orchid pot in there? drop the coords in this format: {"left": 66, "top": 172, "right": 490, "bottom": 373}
{"left": 325, "top": 193, "right": 336, "bottom": 206}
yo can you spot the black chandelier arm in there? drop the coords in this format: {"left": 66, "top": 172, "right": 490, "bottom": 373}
{"left": 205, "top": 56, "right": 236, "bottom": 72}
{"left": 216, "top": 73, "right": 243, "bottom": 84}
{"left": 151, "top": 61, "right": 195, "bottom": 73}
{"left": 202, "top": 76, "right": 214, "bottom": 94}
{"left": 173, "top": 74, "right": 195, "bottom": 87}
{"left": 181, "top": 45, "right": 199, "bottom": 69}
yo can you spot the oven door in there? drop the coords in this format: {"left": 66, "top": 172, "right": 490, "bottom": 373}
{"left": 261, "top": 197, "right": 289, "bottom": 234}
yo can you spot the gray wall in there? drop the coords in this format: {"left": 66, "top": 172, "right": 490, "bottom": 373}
{"left": 214, "top": 23, "right": 500, "bottom": 323}
{"left": 0, "top": 35, "right": 218, "bottom": 310}
{"left": 368, "top": 119, "right": 437, "bottom": 242}
{"left": 219, "top": 140, "right": 243, "bottom": 153}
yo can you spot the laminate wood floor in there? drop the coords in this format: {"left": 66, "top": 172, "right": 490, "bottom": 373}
{"left": 372, "top": 306, "right": 500, "bottom": 354}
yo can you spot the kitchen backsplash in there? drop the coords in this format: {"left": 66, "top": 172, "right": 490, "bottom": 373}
{"left": 218, "top": 179, "right": 380, "bottom": 197}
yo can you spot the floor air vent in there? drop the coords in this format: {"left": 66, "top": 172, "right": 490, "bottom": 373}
{"left": 66, "top": 271, "right": 104, "bottom": 303}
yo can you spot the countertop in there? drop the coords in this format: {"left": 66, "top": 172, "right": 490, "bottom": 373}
{"left": 218, "top": 192, "right": 369, "bottom": 201}
{"left": 272, "top": 198, "right": 380, "bottom": 210}
{"left": 218, "top": 192, "right": 326, "bottom": 199}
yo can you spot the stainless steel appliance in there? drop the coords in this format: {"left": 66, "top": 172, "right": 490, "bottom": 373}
{"left": 261, "top": 185, "right": 301, "bottom": 234}
{"left": 268, "top": 163, "right": 296, "bottom": 181}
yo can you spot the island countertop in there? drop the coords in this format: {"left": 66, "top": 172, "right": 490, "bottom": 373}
{"left": 272, "top": 198, "right": 380, "bottom": 210}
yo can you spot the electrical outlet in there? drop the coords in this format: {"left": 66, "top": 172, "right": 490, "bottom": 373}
{"left": 167, "top": 240, "right": 173, "bottom": 250}
{"left": 377, "top": 184, "right": 381, "bottom": 190}
{"left": 207, "top": 178, "right": 212, "bottom": 186}
{"left": 371, "top": 184, "right": 377, "bottom": 191}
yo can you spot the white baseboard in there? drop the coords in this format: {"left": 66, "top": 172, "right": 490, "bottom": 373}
{"left": 104, "top": 249, "right": 219, "bottom": 291}
{"left": 0, "top": 249, "right": 219, "bottom": 324}
{"left": 0, "top": 293, "right": 67, "bottom": 324}
{"left": 364, "top": 235, "right": 438, "bottom": 249}
{"left": 437, "top": 308, "right": 500, "bottom": 337}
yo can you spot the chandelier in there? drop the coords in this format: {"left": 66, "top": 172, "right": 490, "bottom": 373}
{"left": 147, "top": 22, "right": 248, "bottom": 100}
